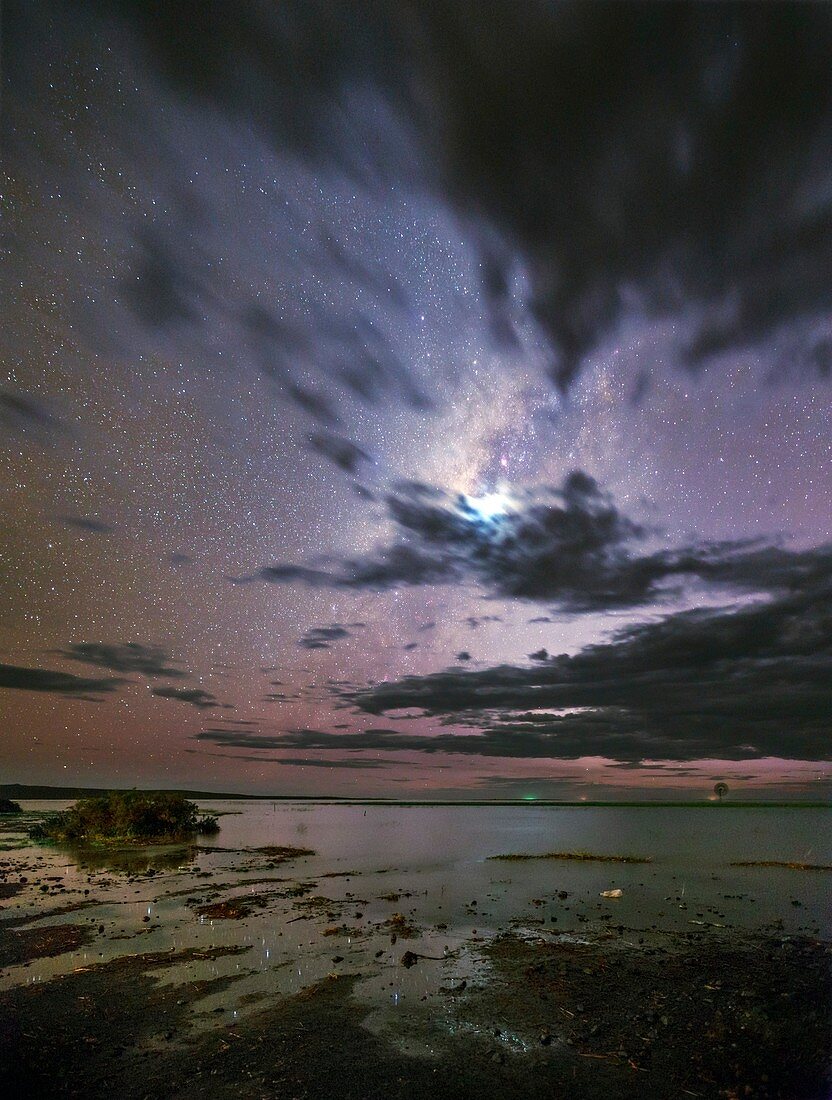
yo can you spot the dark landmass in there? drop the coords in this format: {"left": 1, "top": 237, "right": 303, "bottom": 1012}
{"left": 0, "top": 800, "right": 22, "bottom": 814}
{"left": 3, "top": 786, "right": 829, "bottom": 808}
{"left": 0, "top": 785, "right": 266, "bottom": 802}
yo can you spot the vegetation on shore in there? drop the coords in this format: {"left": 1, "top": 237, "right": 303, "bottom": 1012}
{"left": 0, "top": 799, "right": 22, "bottom": 814}
{"left": 730, "top": 860, "right": 832, "bottom": 871}
{"left": 488, "top": 850, "right": 652, "bottom": 863}
{"left": 28, "top": 790, "right": 219, "bottom": 845}
{"left": 250, "top": 845, "right": 315, "bottom": 860}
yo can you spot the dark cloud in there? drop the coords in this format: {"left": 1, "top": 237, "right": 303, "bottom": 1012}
{"left": 352, "top": 484, "right": 376, "bottom": 502}
{"left": 238, "top": 304, "right": 308, "bottom": 385}
{"left": 152, "top": 686, "right": 220, "bottom": 710}
{"left": 285, "top": 384, "right": 341, "bottom": 428}
{"left": 0, "top": 663, "right": 124, "bottom": 697}
{"left": 463, "top": 615, "right": 503, "bottom": 629}
{"left": 123, "top": 238, "right": 428, "bottom": 425}
{"left": 320, "top": 232, "right": 409, "bottom": 312}
{"left": 261, "top": 544, "right": 450, "bottom": 592}
{"left": 333, "top": 561, "right": 832, "bottom": 762}
{"left": 256, "top": 471, "right": 828, "bottom": 612}
{"left": 90, "top": 3, "right": 832, "bottom": 392}
{"left": 267, "top": 756, "right": 387, "bottom": 769}
{"left": 59, "top": 515, "right": 114, "bottom": 534}
{"left": 319, "top": 313, "right": 431, "bottom": 411}
{"left": 306, "top": 431, "right": 371, "bottom": 474}
{"left": 58, "top": 642, "right": 187, "bottom": 678}
{"left": 121, "top": 227, "right": 199, "bottom": 328}
{"left": 167, "top": 552, "right": 193, "bottom": 566}
{"left": 297, "top": 624, "right": 358, "bottom": 651}
{"left": 238, "top": 303, "right": 426, "bottom": 423}
{"left": 191, "top": 749, "right": 387, "bottom": 769}
{"left": 257, "top": 472, "right": 642, "bottom": 605}
{"left": 194, "top": 727, "right": 402, "bottom": 752}
{"left": 0, "top": 389, "right": 68, "bottom": 443}
{"left": 417, "top": 3, "right": 832, "bottom": 389}
{"left": 456, "top": 651, "right": 471, "bottom": 662}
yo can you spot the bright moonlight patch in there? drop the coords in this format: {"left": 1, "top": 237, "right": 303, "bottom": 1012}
{"left": 464, "top": 491, "right": 513, "bottom": 521}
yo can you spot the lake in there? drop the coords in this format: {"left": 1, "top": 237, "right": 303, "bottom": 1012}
{"left": 1, "top": 801, "right": 829, "bottom": 1027}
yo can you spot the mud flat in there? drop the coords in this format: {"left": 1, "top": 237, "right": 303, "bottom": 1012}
{"left": 0, "top": 922, "right": 829, "bottom": 1099}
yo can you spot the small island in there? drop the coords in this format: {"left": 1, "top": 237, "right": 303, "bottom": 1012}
{"left": 29, "top": 790, "right": 219, "bottom": 845}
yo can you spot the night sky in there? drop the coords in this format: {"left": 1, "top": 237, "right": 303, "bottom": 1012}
{"left": 3, "top": 2, "right": 831, "bottom": 799}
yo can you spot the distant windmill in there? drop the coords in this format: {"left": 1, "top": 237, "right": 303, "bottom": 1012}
{"left": 714, "top": 781, "right": 729, "bottom": 802}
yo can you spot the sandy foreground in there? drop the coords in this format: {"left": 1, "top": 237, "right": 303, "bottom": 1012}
{"left": 0, "top": 816, "right": 830, "bottom": 1099}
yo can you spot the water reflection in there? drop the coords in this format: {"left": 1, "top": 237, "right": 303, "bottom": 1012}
{"left": 57, "top": 842, "right": 199, "bottom": 874}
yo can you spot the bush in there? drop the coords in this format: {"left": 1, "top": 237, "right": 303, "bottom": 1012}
{"left": 28, "top": 791, "right": 219, "bottom": 844}
{"left": 0, "top": 799, "right": 22, "bottom": 814}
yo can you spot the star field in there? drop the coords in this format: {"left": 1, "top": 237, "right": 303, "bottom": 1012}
{"left": 2, "top": 2, "right": 831, "bottom": 799}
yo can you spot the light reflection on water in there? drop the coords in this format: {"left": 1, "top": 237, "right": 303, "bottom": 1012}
{"left": 1, "top": 802, "right": 829, "bottom": 1033}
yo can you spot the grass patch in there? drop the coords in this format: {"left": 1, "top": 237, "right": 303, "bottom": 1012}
{"left": 730, "top": 860, "right": 832, "bottom": 871}
{"left": 28, "top": 790, "right": 220, "bottom": 845}
{"left": 248, "top": 845, "right": 315, "bottom": 861}
{"left": 487, "top": 850, "right": 652, "bottom": 864}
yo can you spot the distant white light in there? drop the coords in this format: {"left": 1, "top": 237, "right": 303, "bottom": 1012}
{"left": 465, "top": 490, "right": 512, "bottom": 521}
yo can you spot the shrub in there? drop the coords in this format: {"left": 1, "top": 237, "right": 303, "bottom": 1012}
{"left": 28, "top": 791, "right": 219, "bottom": 844}
{"left": 0, "top": 799, "right": 22, "bottom": 814}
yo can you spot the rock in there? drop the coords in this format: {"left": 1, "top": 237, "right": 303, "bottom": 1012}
{"left": 600, "top": 889, "right": 623, "bottom": 899}
{"left": 400, "top": 950, "right": 420, "bottom": 968}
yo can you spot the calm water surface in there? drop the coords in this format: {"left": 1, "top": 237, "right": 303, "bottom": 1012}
{"left": 2, "top": 802, "right": 829, "bottom": 1033}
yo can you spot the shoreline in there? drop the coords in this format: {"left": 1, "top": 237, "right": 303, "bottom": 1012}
{"left": 2, "top": 806, "right": 830, "bottom": 1098}
{"left": 1, "top": 916, "right": 829, "bottom": 1098}
{"left": 6, "top": 794, "right": 831, "bottom": 809}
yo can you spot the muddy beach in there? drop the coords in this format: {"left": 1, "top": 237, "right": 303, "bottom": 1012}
{"left": 1, "top": 802, "right": 830, "bottom": 1098}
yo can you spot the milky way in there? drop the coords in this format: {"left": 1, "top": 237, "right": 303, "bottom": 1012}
{"left": 3, "top": 3, "right": 831, "bottom": 798}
